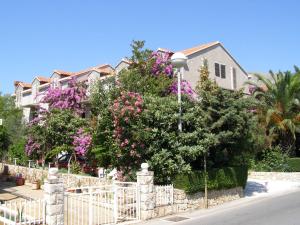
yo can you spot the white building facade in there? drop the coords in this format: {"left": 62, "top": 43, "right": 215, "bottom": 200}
{"left": 14, "top": 64, "right": 114, "bottom": 122}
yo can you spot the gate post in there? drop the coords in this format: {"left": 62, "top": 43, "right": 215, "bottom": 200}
{"left": 137, "top": 163, "right": 155, "bottom": 220}
{"left": 44, "top": 168, "right": 64, "bottom": 225}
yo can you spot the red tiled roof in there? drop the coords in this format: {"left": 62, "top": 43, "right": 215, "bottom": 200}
{"left": 180, "top": 41, "right": 220, "bottom": 56}
{"left": 73, "top": 64, "right": 113, "bottom": 76}
{"left": 16, "top": 82, "right": 32, "bottom": 88}
{"left": 36, "top": 76, "right": 51, "bottom": 83}
{"left": 53, "top": 70, "right": 74, "bottom": 76}
{"left": 53, "top": 64, "right": 114, "bottom": 78}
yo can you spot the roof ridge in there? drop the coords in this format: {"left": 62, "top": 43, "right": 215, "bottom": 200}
{"left": 180, "top": 41, "right": 220, "bottom": 56}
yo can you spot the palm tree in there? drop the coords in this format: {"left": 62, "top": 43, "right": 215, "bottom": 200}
{"left": 247, "top": 67, "right": 300, "bottom": 154}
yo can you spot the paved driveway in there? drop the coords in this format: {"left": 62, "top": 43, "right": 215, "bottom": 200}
{"left": 0, "top": 181, "right": 43, "bottom": 202}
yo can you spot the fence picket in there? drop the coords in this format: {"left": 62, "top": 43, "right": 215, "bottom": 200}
{"left": 0, "top": 198, "right": 46, "bottom": 225}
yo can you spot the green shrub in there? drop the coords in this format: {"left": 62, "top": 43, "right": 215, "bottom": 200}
{"left": 252, "top": 146, "right": 290, "bottom": 172}
{"left": 7, "top": 139, "right": 28, "bottom": 166}
{"left": 287, "top": 158, "right": 300, "bottom": 172}
{"left": 173, "top": 166, "right": 248, "bottom": 194}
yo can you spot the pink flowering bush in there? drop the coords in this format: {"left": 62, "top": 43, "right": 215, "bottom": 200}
{"left": 72, "top": 128, "right": 92, "bottom": 156}
{"left": 25, "top": 78, "right": 88, "bottom": 166}
{"left": 41, "top": 78, "right": 87, "bottom": 114}
{"left": 25, "top": 137, "right": 41, "bottom": 156}
{"left": 169, "top": 79, "right": 197, "bottom": 99}
{"left": 151, "top": 51, "right": 173, "bottom": 77}
{"left": 111, "top": 91, "right": 144, "bottom": 175}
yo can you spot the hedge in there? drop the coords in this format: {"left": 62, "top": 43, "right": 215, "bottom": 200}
{"left": 287, "top": 158, "right": 300, "bottom": 172}
{"left": 173, "top": 166, "right": 248, "bottom": 194}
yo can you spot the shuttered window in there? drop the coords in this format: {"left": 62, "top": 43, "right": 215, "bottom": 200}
{"left": 221, "top": 65, "right": 226, "bottom": 78}
{"left": 215, "top": 63, "right": 220, "bottom": 77}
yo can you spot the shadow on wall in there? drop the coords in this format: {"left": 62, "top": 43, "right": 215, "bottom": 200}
{"left": 244, "top": 181, "right": 268, "bottom": 197}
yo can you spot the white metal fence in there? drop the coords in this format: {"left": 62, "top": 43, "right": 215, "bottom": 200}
{"left": 65, "top": 182, "right": 140, "bottom": 225}
{"left": 0, "top": 199, "right": 45, "bottom": 225}
{"left": 155, "top": 184, "right": 174, "bottom": 206}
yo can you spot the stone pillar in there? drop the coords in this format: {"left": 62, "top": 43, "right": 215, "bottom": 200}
{"left": 137, "top": 163, "right": 155, "bottom": 220}
{"left": 44, "top": 168, "right": 64, "bottom": 225}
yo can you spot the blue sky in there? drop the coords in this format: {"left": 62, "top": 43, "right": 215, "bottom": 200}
{"left": 0, "top": 0, "right": 299, "bottom": 94}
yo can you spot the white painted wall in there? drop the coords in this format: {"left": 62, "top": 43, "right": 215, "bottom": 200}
{"left": 183, "top": 44, "right": 249, "bottom": 93}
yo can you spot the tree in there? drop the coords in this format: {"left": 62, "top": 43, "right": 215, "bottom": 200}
{"left": 0, "top": 94, "right": 24, "bottom": 160}
{"left": 90, "top": 77, "right": 119, "bottom": 168}
{"left": 140, "top": 95, "right": 198, "bottom": 183}
{"left": 119, "top": 40, "right": 174, "bottom": 96}
{"left": 0, "top": 125, "right": 9, "bottom": 158}
{"left": 182, "top": 59, "right": 261, "bottom": 170}
{"left": 25, "top": 78, "right": 91, "bottom": 165}
{"left": 247, "top": 67, "right": 300, "bottom": 154}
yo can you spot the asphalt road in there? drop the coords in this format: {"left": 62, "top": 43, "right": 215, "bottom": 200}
{"left": 178, "top": 190, "right": 300, "bottom": 225}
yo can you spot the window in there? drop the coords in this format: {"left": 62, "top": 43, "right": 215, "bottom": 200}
{"left": 232, "top": 68, "right": 237, "bottom": 90}
{"left": 221, "top": 65, "right": 226, "bottom": 78}
{"left": 51, "top": 77, "right": 59, "bottom": 88}
{"left": 215, "top": 63, "right": 226, "bottom": 78}
{"left": 215, "top": 63, "right": 220, "bottom": 77}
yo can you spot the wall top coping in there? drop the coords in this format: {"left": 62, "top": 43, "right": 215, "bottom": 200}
{"left": 137, "top": 171, "right": 154, "bottom": 176}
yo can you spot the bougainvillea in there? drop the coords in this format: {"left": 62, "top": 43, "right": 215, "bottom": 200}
{"left": 151, "top": 51, "right": 173, "bottom": 77}
{"left": 41, "top": 78, "right": 87, "bottom": 114}
{"left": 169, "top": 79, "right": 197, "bottom": 99}
{"left": 72, "top": 128, "right": 92, "bottom": 156}
{"left": 25, "top": 137, "right": 41, "bottom": 156}
{"left": 111, "top": 91, "right": 144, "bottom": 176}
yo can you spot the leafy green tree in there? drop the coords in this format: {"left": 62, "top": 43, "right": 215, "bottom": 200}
{"left": 0, "top": 126, "right": 9, "bottom": 158}
{"left": 0, "top": 94, "right": 24, "bottom": 141}
{"left": 119, "top": 40, "right": 174, "bottom": 96}
{"left": 139, "top": 95, "right": 198, "bottom": 183}
{"left": 0, "top": 94, "right": 24, "bottom": 159}
{"left": 184, "top": 59, "right": 262, "bottom": 169}
{"left": 247, "top": 67, "right": 300, "bottom": 154}
{"left": 90, "top": 77, "right": 119, "bottom": 168}
{"left": 7, "top": 138, "right": 28, "bottom": 165}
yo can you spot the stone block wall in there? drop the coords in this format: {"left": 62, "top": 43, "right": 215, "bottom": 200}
{"left": 249, "top": 172, "right": 300, "bottom": 182}
{"left": 154, "top": 187, "right": 243, "bottom": 217}
{"left": 0, "top": 163, "right": 110, "bottom": 188}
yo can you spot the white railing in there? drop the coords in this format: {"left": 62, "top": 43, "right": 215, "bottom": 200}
{"left": 65, "top": 182, "right": 140, "bottom": 225}
{"left": 0, "top": 199, "right": 45, "bottom": 225}
{"left": 155, "top": 184, "right": 174, "bottom": 206}
{"left": 114, "top": 183, "right": 140, "bottom": 222}
{"left": 65, "top": 190, "right": 115, "bottom": 225}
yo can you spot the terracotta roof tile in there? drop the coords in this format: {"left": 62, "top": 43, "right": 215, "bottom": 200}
{"left": 14, "top": 81, "right": 22, "bottom": 87}
{"left": 180, "top": 41, "right": 220, "bottom": 56}
{"left": 53, "top": 70, "right": 74, "bottom": 76}
{"left": 19, "top": 82, "right": 32, "bottom": 88}
{"left": 36, "top": 76, "right": 51, "bottom": 83}
{"left": 53, "top": 64, "right": 114, "bottom": 79}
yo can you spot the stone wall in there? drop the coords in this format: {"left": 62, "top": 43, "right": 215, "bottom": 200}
{"left": 154, "top": 187, "right": 243, "bottom": 217}
{"left": 0, "top": 163, "right": 110, "bottom": 188}
{"left": 249, "top": 172, "right": 300, "bottom": 182}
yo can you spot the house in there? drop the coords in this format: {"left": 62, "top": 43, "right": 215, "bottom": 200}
{"left": 14, "top": 64, "right": 114, "bottom": 122}
{"left": 115, "top": 41, "right": 250, "bottom": 93}
{"left": 15, "top": 41, "right": 249, "bottom": 122}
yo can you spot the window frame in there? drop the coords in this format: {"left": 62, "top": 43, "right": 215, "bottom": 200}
{"left": 214, "top": 62, "right": 226, "bottom": 79}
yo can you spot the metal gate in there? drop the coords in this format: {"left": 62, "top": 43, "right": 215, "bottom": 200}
{"left": 65, "top": 182, "right": 140, "bottom": 225}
